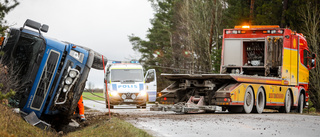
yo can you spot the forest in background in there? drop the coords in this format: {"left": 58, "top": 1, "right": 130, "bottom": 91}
{"left": 129, "top": 0, "right": 320, "bottom": 110}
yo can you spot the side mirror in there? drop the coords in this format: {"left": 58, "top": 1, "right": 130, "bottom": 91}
{"left": 311, "top": 53, "right": 316, "bottom": 69}
{"left": 23, "top": 19, "right": 41, "bottom": 30}
{"left": 41, "top": 24, "right": 49, "bottom": 33}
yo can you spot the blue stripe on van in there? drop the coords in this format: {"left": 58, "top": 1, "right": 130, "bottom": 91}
{"left": 139, "top": 83, "right": 144, "bottom": 91}
{"left": 112, "top": 84, "right": 117, "bottom": 91}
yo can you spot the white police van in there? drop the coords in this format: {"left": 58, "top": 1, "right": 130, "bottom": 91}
{"left": 104, "top": 61, "right": 156, "bottom": 108}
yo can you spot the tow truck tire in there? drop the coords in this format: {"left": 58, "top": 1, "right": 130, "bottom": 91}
{"left": 255, "top": 88, "right": 265, "bottom": 114}
{"left": 297, "top": 93, "right": 304, "bottom": 114}
{"left": 284, "top": 89, "right": 292, "bottom": 113}
{"left": 243, "top": 87, "right": 254, "bottom": 114}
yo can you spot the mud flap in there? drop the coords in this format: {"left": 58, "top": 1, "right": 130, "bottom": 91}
{"left": 23, "top": 111, "right": 51, "bottom": 130}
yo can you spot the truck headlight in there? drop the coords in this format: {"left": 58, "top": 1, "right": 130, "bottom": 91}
{"left": 69, "top": 70, "right": 77, "bottom": 78}
{"left": 65, "top": 77, "right": 73, "bottom": 85}
{"left": 63, "top": 85, "right": 69, "bottom": 92}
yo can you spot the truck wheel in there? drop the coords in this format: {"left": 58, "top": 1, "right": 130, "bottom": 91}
{"left": 255, "top": 88, "right": 265, "bottom": 114}
{"left": 284, "top": 89, "right": 292, "bottom": 113}
{"left": 297, "top": 93, "right": 304, "bottom": 114}
{"left": 243, "top": 87, "right": 254, "bottom": 113}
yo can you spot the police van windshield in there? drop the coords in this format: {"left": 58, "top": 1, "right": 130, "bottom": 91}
{"left": 111, "top": 69, "right": 143, "bottom": 82}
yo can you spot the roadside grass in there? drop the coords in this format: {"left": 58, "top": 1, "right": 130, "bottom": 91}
{"left": 0, "top": 104, "right": 151, "bottom": 137}
{"left": 66, "top": 117, "right": 151, "bottom": 137}
{"left": 82, "top": 92, "right": 105, "bottom": 101}
{"left": 0, "top": 104, "right": 57, "bottom": 137}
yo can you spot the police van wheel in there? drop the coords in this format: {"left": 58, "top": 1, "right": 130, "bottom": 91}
{"left": 137, "top": 104, "right": 146, "bottom": 109}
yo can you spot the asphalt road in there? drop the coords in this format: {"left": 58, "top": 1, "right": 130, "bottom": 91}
{"left": 83, "top": 100, "right": 320, "bottom": 137}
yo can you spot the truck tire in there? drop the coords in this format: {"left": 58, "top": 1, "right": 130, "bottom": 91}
{"left": 284, "top": 89, "right": 292, "bottom": 113}
{"left": 297, "top": 93, "right": 304, "bottom": 113}
{"left": 243, "top": 87, "right": 254, "bottom": 113}
{"left": 255, "top": 87, "right": 265, "bottom": 114}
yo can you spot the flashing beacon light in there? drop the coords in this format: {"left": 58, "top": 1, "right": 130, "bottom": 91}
{"left": 112, "top": 61, "right": 121, "bottom": 63}
{"left": 242, "top": 25, "right": 250, "bottom": 29}
{"left": 234, "top": 25, "right": 280, "bottom": 29}
{"left": 130, "top": 61, "right": 139, "bottom": 64}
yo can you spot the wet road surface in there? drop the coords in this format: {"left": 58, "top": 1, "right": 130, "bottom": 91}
{"left": 84, "top": 100, "right": 320, "bottom": 137}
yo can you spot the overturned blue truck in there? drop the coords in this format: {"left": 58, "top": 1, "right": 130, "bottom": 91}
{"left": 0, "top": 19, "right": 106, "bottom": 128}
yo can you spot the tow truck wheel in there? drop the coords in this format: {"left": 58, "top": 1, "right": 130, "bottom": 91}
{"left": 297, "top": 93, "right": 304, "bottom": 114}
{"left": 284, "top": 89, "right": 292, "bottom": 113}
{"left": 243, "top": 87, "right": 254, "bottom": 113}
{"left": 255, "top": 88, "right": 265, "bottom": 114}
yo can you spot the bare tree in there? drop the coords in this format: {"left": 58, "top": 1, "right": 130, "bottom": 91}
{"left": 87, "top": 82, "right": 94, "bottom": 92}
{"left": 174, "top": 0, "right": 225, "bottom": 73}
{"left": 298, "top": 0, "right": 320, "bottom": 110}
{"left": 0, "top": 54, "right": 22, "bottom": 103}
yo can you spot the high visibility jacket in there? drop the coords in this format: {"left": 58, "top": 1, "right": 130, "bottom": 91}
{"left": 77, "top": 95, "right": 85, "bottom": 115}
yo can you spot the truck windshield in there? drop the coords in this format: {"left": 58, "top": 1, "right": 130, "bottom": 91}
{"left": 12, "top": 32, "right": 45, "bottom": 81}
{"left": 111, "top": 69, "right": 143, "bottom": 82}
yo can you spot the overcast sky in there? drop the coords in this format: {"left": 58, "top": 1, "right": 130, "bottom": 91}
{"left": 5, "top": 0, "right": 154, "bottom": 88}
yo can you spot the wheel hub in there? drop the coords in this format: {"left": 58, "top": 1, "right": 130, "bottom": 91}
{"left": 246, "top": 93, "right": 252, "bottom": 106}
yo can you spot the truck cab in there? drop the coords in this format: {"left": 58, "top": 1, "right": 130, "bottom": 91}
{"left": 0, "top": 19, "right": 106, "bottom": 125}
{"left": 105, "top": 61, "right": 156, "bottom": 108}
{"left": 221, "top": 25, "right": 315, "bottom": 91}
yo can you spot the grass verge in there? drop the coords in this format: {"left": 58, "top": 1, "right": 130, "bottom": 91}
{"left": 0, "top": 104, "right": 57, "bottom": 137}
{"left": 66, "top": 117, "right": 151, "bottom": 137}
{"left": 82, "top": 92, "right": 105, "bottom": 101}
{"left": 0, "top": 104, "right": 151, "bottom": 137}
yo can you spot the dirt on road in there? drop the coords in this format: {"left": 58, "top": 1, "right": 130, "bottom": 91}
{"left": 122, "top": 111, "right": 320, "bottom": 137}
{"left": 53, "top": 107, "right": 119, "bottom": 134}
{"left": 83, "top": 100, "right": 320, "bottom": 137}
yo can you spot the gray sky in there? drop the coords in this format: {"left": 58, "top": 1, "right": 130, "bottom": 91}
{"left": 5, "top": 0, "right": 154, "bottom": 88}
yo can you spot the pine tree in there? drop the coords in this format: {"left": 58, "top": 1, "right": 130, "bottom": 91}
{"left": 0, "top": 0, "right": 19, "bottom": 35}
{"left": 129, "top": 0, "right": 175, "bottom": 91}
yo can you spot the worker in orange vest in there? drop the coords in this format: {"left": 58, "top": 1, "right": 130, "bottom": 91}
{"left": 77, "top": 95, "right": 86, "bottom": 121}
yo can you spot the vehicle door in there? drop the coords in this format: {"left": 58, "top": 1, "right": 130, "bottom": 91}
{"left": 144, "top": 69, "right": 157, "bottom": 102}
